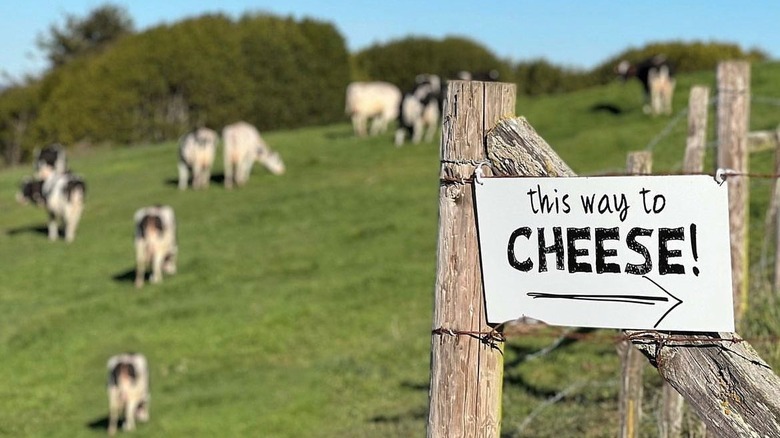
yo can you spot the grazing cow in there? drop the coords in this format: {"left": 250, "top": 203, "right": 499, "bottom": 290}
{"left": 222, "top": 121, "right": 285, "bottom": 189}
{"left": 456, "top": 70, "right": 500, "bottom": 81}
{"left": 178, "top": 127, "right": 218, "bottom": 190}
{"left": 107, "top": 353, "right": 150, "bottom": 436}
{"left": 345, "top": 81, "right": 402, "bottom": 137}
{"left": 133, "top": 205, "right": 177, "bottom": 288}
{"left": 617, "top": 55, "right": 676, "bottom": 115}
{"left": 34, "top": 143, "right": 67, "bottom": 179}
{"left": 17, "top": 172, "right": 86, "bottom": 242}
{"left": 395, "top": 74, "right": 442, "bottom": 146}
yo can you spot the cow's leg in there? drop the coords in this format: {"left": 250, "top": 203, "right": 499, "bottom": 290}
{"left": 135, "top": 243, "right": 148, "bottom": 288}
{"left": 412, "top": 119, "right": 424, "bottom": 144}
{"left": 108, "top": 391, "right": 121, "bottom": 436}
{"left": 394, "top": 128, "right": 406, "bottom": 147}
{"left": 369, "top": 116, "right": 385, "bottom": 136}
{"left": 64, "top": 203, "right": 82, "bottom": 243}
{"left": 123, "top": 397, "right": 138, "bottom": 431}
{"left": 424, "top": 123, "right": 437, "bottom": 143}
{"left": 150, "top": 249, "right": 164, "bottom": 284}
{"left": 352, "top": 115, "right": 366, "bottom": 137}
{"left": 237, "top": 160, "right": 252, "bottom": 186}
{"left": 136, "top": 397, "right": 150, "bottom": 422}
{"left": 47, "top": 212, "right": 59, "bottom": 241}
{"left": 202, "top": 166, "right": 211, "bottom": 189}
{"left": 177, "top": 162, "right": 190, "bottom": 190}
{"left": 163, "top": 248, "right": 177, "bottom": 275}
{"left": 664, "top": 80, "right": 676, "bottom": 115}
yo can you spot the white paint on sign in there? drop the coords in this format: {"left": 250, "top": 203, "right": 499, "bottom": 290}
{"left": 474, "top": 175, "right": 734, "bottom": 331}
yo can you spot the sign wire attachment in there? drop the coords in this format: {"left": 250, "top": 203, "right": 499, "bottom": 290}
{"left": 715, "top": 168, "right": 737, "bottom": 186}
{"left": 474, "top": 161, "right": 491, "bottom": 185}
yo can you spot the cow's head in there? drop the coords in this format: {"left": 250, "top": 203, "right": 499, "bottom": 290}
{"left": 258, "top": 149, "right": 286, "bottom": 175}
{"left": 16, "top": 177, "right": 45, "bottom": 206}
{"left": 34, "top": 144, "right": 66, "bottom": 178}
{"left": 616, "top": 60, "right": 635, "bottom": 81}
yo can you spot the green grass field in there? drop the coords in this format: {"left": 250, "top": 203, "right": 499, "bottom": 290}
{"left": 2, "top": 62, "right": 779, "bottom": 437}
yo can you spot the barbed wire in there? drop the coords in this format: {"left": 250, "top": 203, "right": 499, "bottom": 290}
{"left": 639, "top": 92, "right": 780, "bottom": 154}
{"left": 644, "top": 107, "right": 688, "bottom": 152}
{"left": 434, "top": 323, "right": 780, "bottom": 348}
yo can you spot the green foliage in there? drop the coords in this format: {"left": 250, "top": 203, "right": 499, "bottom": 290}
{"left": 37, "top": 3, "right": 134, "bottom": 68}
{"left": 22, "top": 12, "right": 350, "bottom": 147}
{"left": 353, "top": 36, "right": 513, "bottom": 91}
{"left": 589, "top": 40, "right": 769, "bottom": 85}
{"left": 238, "top": 14, "right": 350, "bottom": 130}
{"left": 514, "top": 59, "right": 598, "bottom": 96}
{"left": 0, "top": 80, "right": 41, "bottom": 165}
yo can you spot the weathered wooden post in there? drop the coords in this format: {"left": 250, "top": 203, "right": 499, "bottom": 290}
{"left": 716, "top": 61, "right": 750, "bottom": 323}
{"left": 428, "top": 80, "right": 515, "bottom": 438}
{"left": 684, "top": 86, "right": 710, "bottom": 175}
{"left": 618, "top": 151, "right": 652, "bottom": 438}
{"left": 773, "top": 126, "right": 780, "bottom": 293}
{"left": 657, "top": 85, "right": 711, "bottom": 438}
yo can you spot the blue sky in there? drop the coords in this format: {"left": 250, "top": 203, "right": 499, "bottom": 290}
{"left": 2, "top": 1, "right": 778, "bottom": 83}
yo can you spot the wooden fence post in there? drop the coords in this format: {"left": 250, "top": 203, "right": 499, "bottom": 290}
{"left": 427, "top": 81, "right": 515, "bottom": 438}
{"left": 618, "top": 151, "right": 652, "bottom": 438}
{"left": 773, "top": 126, "right": 780, "bottom": 293}
{"left": 716, "top": 61, "right": 750, "bottom": 324}
{"left": 684, "top": 86, "right": 710, "bottom": 175}
{"left": 657, "top": 85, "right": 711, "bottom": 438}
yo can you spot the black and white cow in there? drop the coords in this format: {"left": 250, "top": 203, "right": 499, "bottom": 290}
{"left": 222, "top": 121, "right": 285, "bottom": 189}
{"left": 34, "top": 143, "right": 67, "bottom": 179}
{"left": 17, "top": 172, "right": 86, "bottom": 242}
{"left": 107, "top": 353, "right": 150, "bottom": 436}
{"left": 617, "top": 55, "right": 676, "bottom": 115}
{"left": 133, "top": 205, "right": 177, "bottom": 288}
{"left": 178, "top": 127, "right": 218, "bottom": 190}
{"left": 456, "top": 70, "right": 500, "bottom": 81}
{"left": 395, "top": 74, "right": 442, "bottom": 146}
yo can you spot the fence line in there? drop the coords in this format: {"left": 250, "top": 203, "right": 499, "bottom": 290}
{"left": 641, "top": 92, "right": 780, "bottom": 155}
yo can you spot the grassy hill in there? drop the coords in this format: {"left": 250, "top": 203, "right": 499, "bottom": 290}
{"left": 1, "top": 62, "right": 780, "bottom": 437}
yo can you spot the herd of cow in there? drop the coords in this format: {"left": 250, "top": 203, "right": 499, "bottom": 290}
{"left": 345, "top": 57, "right": 676, "bottom": 149}
{"left": 345, "top": 73, "right": 443, "bottom": 146}
{"left": 15, "top": 120, "right": 285, "bottom": 435}
{"left": 12, "top": 62, "right": 672, "bottom": 434}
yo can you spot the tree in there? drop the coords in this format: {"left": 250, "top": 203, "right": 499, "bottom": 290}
{"left": 0, "top": 80, "right": 41, "bottom": 165}
{"left": 37, "top": 3, "right": 134, "bottom": 68}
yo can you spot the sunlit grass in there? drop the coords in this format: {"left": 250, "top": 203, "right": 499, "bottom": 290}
{"left": 1, "top": 62, "right": 779, "bottom": 437}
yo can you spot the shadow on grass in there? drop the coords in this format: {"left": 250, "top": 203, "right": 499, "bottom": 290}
{"left": 371, "top": 406, "right": 428, "bottom": 424}
{"left": 164, "top": 173, "right": 225, "bottom": 187}
{"left": 324, "top": 129, "right": 354, "bottom": 140}
{"left": 6, "top": 224, "right": 49, "bottom": 237}
{"left": 589, "top": 102, "right": 624, "bottom": 115}
{"left": 400, "top": 380, "right": 428, "bottom": 392}
{"left": 368, "top": 380, "right": 428, "bottom": 424}
{"left": 86, "top": 415, "right": 110, "bottom": 431}
{"left": 87, "top": 415, "right": 141, "bottom": 433}
{"left": 112, "top": 267, "right": 138, "bottom": 284}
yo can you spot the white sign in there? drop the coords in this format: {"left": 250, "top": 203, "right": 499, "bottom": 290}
{"left": 474, "top": 175, "right": 734, "bottom": 331}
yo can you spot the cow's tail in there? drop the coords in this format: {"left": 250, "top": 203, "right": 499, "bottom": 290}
{"left": 67, "top": 179, "right": 86, "bottom": 207}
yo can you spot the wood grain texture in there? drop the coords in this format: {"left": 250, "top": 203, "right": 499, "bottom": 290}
{"left": 619, "top": 151, "right": 652, "bottom": 438}
{"left": 716, "top": 61, "right": 750, "bottom": 323}
{"left": 428, "top": 81, "right": 515, "bottom": 438}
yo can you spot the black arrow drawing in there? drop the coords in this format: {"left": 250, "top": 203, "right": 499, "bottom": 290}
{"left": 526, "top": 275, "right": 683, "bottom": 328}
